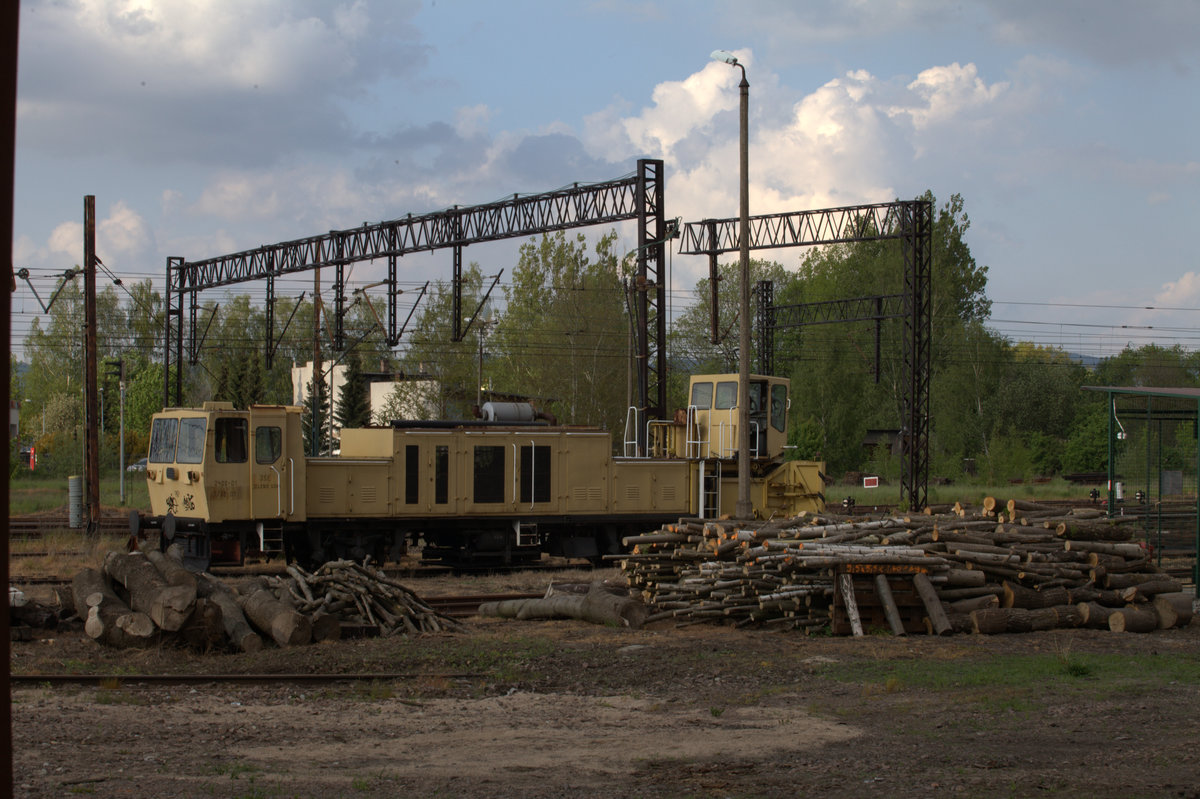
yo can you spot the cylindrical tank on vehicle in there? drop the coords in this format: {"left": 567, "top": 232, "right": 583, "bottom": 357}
{"left": 481, "top": 401, "right": 537, "bottom": 422}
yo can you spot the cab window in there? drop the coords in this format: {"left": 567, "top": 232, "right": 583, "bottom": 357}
{"left": 255, "top": 426, "right": 282, "bottom": 464}
{"left": 714, "top": 381, "right": 738, "bottom": 410}
{"left": 748, "top": 382, "right": 765, "bottom": 415}
{"left": 771, "top": 384, "right": 788, "bottom": 432}
{"left": 176, "top": 418, "right": 207, "bottom": 464}
{"left": 689, "top": 381, "right": 713, "bottom": 410}
{"left": 215, "top": 418, "right": 248, "bottom": 463}
{"left": 148, "top": 418, "right": 178, "bottom": 463}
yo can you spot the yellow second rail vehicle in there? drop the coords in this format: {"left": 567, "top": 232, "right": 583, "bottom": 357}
{"left": 134, "top": 373, "right": 826, "bottom": 569}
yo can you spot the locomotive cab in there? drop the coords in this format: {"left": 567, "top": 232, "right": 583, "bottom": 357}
{"left": 681, "top": 373, "right": 790, "bottom": 461}
{"left": 142, "top": 403, "right": 307, "bottom": 567}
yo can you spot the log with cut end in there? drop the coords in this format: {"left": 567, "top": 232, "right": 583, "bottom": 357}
{"left": 103, "top": 550, "right": 196, "bottom": 632}
{"left": 238, "top": 579, "right": 312, "bottom": 646}
{"left": 1077, "top": 601, "right": 1116, "bottom": 629}
{"left": 480, "top": 583, "right": 647, "bottom": 629}
{"left": 196, "top": 573, "right": 263, "bottom": 653}
{"left": 1108, "top": 606, "right": 1159, "bottom": 633}
{"left": 948, "top": 593, "right": 999, "bottom": 614}
{"left": 1002, "top": 582, "right": 1071, "bottom": 610}
{"left": 1120, "top": 579, "right": 1183, "bottom": 603}
{"left": 1152, "top": 593, "right": 1194, "bottom": 629}
{"left": 72, "top": 567, "right": 156, "bottom": 647}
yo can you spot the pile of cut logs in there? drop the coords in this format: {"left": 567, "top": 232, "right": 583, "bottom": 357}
{"left": 617, "top": 498, "right": 1194, "bottom": 636}
{"left": 70, "top": 545, "right": 459, "bottom": 651}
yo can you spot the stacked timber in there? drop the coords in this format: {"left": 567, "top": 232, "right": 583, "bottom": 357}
{"left": 69, "top": 549, "right": 458, "bottom": 650}
{"left": 618, "top": 498, "right": 1192, "bottom": 636}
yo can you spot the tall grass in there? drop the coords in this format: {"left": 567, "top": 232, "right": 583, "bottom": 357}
{"left": 833, "top": 476, "right": 1092, "bottom": 511}
{"left": 8, "top": 472, "right": 150, "bottom": 515}
{"left": 8, "top": 529, "right": 125, "bottom": 579}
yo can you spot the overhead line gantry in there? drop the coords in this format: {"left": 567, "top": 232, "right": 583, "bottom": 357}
{"left": 678, "top": 199, "right": 933, "bottom": 510}
{"left": 164, "top": 159, "right": 668, "bottom": 436}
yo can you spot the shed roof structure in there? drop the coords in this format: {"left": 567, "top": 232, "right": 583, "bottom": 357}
{"left": 1083, "top": 386, "right": 1199, "bottom": 587}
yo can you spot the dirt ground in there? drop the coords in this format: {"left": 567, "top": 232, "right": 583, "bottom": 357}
{"left": 10, "top": 567, "right": 1200, "bottom": 799}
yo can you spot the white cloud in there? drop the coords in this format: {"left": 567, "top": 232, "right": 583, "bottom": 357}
{"left": 620, "top": 58, "right": 745, "bottom": 160}
{"left": 32, "top": 202, "right": 152, "bottom": 268}
{"left": 454, "top": 105, "right": 493, "bottom": 139}
{"left": 192, "top": 173, "right": 283, "bottom": 221}
{"left": 98, "top": 201, "right": 154, "bottom": 260}
{"left": 47, "top": 220, "right": 83, "bottom": 264}
{"left": 898, "top": 63, "right": 1009, "bottom": 131}
{"left": 1154, "top": 272, "right": 1200, "bottom": 307}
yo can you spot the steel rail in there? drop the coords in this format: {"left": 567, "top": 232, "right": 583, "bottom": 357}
{"left": 10, "top": 672, "right": 484, "bottom": 686}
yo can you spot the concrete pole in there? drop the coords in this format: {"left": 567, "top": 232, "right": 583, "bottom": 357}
{"left": 83, "top": 195, "right": 100, "bottom": 535}
{"left": 735, "top": 69, "right": 752, "bottom": 520}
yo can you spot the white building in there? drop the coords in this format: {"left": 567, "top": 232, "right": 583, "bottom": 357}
{"left": 290, "top": 361, "right": 439, "bottom": 429}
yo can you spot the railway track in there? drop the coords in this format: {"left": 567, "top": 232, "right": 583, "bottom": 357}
{"left": 9, "top": 671, "right": 485, "bottom": 687}
{"left": 8, "top": 513, "right": 130, "bottom": 538}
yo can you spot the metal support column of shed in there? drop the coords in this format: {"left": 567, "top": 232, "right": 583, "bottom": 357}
{"left": 162, "top": 160, "right": 667, "bottom": 445}
{"left": 678, "top": 199, "right": 933, "bottom": 510}
{"left": 1087, "top": 385, "right": 1200, "bottom": 588}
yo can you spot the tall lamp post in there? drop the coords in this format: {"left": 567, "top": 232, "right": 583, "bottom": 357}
{"left": 712, "top": 49, "right": 753, "bottom": 519}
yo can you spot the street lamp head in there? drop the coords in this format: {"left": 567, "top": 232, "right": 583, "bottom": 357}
{"left": 710, "top": 49, "right": 738, "bottom": 66}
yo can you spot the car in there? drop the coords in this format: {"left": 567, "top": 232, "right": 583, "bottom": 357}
{"left": 127, "top": 457, "right": 148, "bottom": 472}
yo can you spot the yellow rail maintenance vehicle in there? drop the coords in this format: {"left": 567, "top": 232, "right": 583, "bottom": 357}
{"left": 134, "top": 372, "right": 825, "bottom": 569}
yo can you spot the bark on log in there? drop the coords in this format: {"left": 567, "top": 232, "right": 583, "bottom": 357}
{"left": 970, "top": 607, "right": 1009, "bottom": 634}
{"left": 1077, "top": 601, "right": 1116, "bottom": 629}
{"left": 970, "top": 606, "right": 1063, "bottom": 634}
{"left": 1070, "top": 586, "right": 1128, "bottom": 607}
{"left": 196, "top": 573, "right": 263, "bottom": 653}
{"left": 311, "top": 611, "right": 343, "bottom": 642}
{"left": 103, "top": 550, "right": 195, "bottom": 632}
{"left": 178, "top": 597, "right": 225, "bottom": 652}
{"left": 71, "top": 567, "right": 156, "bottom": 647}
{"left": 1104, "top": 572, "right": 1167, "bottom": 589}
{"left": 238, "top": 580, "right": 312, "bottom": 646}
{"left": 873, "top": 574, "right": 907, "bottom": 636}
{"left": 1108, "top": 606, "right": 1159, "bottom": 633}
{"left": 948, "top": 594, "right": 999, "bottom": 614}
{"left": 145, "top": 547, "right": 198, "bottom": 592}
{"left": 913, "top": 572, "right": 952, "bottom": 636}
{"left": 838, "top": 573, "right": 864, "bottom": 637}
{"left": 1152, "top": 593, "right": 1194, "bottom": 629}
{"left": 943, "top": 568, "right": 987, "bottom": 587}
{"left": 1002, "top": 582, "right": 1071, "bottom": 610}
{"left": 1052, "top": 604, "right": 1084, "bottom": 628}
{"left": 479, "top": 584, "right": 647, "bottom": 629}
{"left": 1120, "top": 580, "right": 1183, "bottom": 603}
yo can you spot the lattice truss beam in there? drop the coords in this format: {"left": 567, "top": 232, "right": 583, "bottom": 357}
{"left": 678, "top": 200, "right": 933, "bottom": 511}
{"left": 164, "top": 160, "right": 667, "bottom": 423}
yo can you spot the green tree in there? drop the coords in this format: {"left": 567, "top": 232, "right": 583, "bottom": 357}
{"left": 334, "top": 350, "right": 372, "bottom": 429}
{"left": 666, "top": 258, "right": 797, "bottom": 411}
{"left": 302, "top": 377, "right": 331, "bottom": 455}
{"left": 385, "top": 265, "right": 486, "bottom": 420}
{"left": 493, "top": 231, "right": 630, "bottom": 433}
{"left": 773, "top": 192, "right": 992, "bottom": 477}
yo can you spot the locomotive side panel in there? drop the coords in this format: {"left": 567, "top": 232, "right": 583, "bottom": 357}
{"left": 306, "top": 458, "right": 395, "bottom": 517}
{"left": 560, "top": 432, "right": 613, "bottom": 512}
{"left": 610, "top": 459, "right": 695, "bottom": 515}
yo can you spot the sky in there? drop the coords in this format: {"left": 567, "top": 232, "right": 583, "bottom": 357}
{"left": 11, "top": 0, "right": 1200, "bottom": 363}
